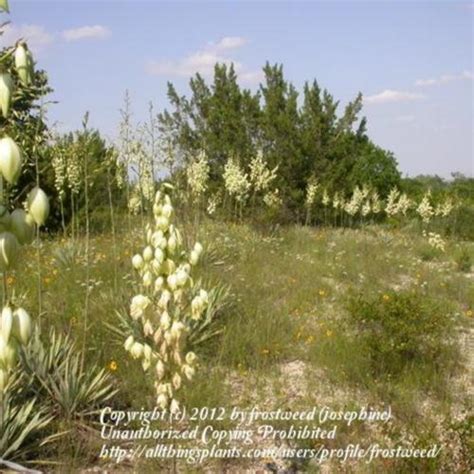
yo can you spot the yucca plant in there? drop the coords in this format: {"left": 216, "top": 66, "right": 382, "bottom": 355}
{"left": 0, "top": 372, "right": 53, "bottom": 461}
{"left": 20, "top": 329, "right": 118, "bottom": 422}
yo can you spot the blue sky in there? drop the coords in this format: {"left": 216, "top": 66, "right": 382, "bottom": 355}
{"left": 2, "top": 0, "right": 473, "bottom": 177}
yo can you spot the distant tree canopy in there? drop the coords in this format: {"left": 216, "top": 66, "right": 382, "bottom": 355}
{"left": 158, "top": 62, "right": 401, "bottom": 214}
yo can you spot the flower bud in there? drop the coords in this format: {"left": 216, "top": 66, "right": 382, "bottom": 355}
{"left": 189, "top": 250, "right": 199, "bottom": 266}
{"left": 175, "top": 269, "right": 188, "bottom": 287}
{"left": 158, "top": 290, "right": 171, "bottom": 310}
{"left": 132, "top": 254, "right": 144, "bottom": 270}
{"left": 12, "top": 307, "right": 31, "bottom": 345}
{"left": 185, "top": 352, "right": 197, "bottom": 365}
{"left": 172, "top": 373, "right": 182, "bottom": 390}
{"left": 155, "top": 360, "right": 165, "bottom": 380}
{"left": 151, "top": 230, "right": 164, "bottom": 247}
{"left": 0, "top": 336, "right": 17, "bottom": 369}
{"left": 130, "top": 342, "right": 143, "bottom": 359}
{"left": 0, "top": 231, "right": 19, "bottom": 271}
{"left": 143, "top": 246, "right": 153, "bottom": 262}
{"left": 183, "top": 364, "right": 195, "bottom": 380}
{"left": 162, "top": 203, "right": 173, "bottom": 218}
{"left": 156, "top": 216, "right": 169, "bottom": 231}
{"left": 124, "top": 335, "right": 134, "bottom": 351}
{"left": 156, "top": 393, "right": 168, "bottom": 409}
{"left": 167, "top": 274, "right": 177, "bottom": 291}
{"left": 160, "top": 311, "right": 171, "bottom": 330}
{"left": 150, "top": 259, "right": 161, "bottom": 275}
{"left": 143, "top": 319, "right": 154, "bottom": 336}
{"left": 0, "top": 137, "right": 22, "bottom": 184}
{"left": 130, "top": 295, "right": 151, "bottom": 320}
{"left": 194, "top": 242, "right": 203, "bottom": 256}
{"left": 27, "top": 187, "right": 49, "bottom": 226}
{"left": 173, "top": 349, "right": 182, "bottom": 366}
{"left": 0, "top": 306, "right": 13, "bottom": 342}
{"left": 15, "top": 43, "right": 32, "bottom": 85}
{"left": 10, "top": 209, "right": 35, "bottom": 245}
{"left": 143, "top": 344, "right": 152, "bottom": 360}
{"left": 170, "top": 321, "right": 185, "bottom": 341}
{"left": 0, "top": 72, "right": 13, "bottom": 118}
{"left": 142, "top": 271, "right": 153, "bottom": 287}
{"left": 170, "top": 399, "right": 180, "bottom": 414}
{"left": 154, "top": 276, "right": 164, "bottom": 293}
{"left": 154, "top": 247, "right": 164, "bottom": 264}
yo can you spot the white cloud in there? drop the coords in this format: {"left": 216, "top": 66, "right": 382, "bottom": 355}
{"left": 364, "top": 89, "right": 425, "bottom": 104}
{"left": 146, "top": 36, "right": 261, "bottom": 84}
{"left": 415, "top": 70, "right": 473, "bottom": 86}
{"left": 210, "top": 36, "right": 248, "bottom": 52}
{"left": 0, "top": 24, "right": 53, "bottom": 53}
{"left": 61, "top": 25, "right": 110, "bottom": 42}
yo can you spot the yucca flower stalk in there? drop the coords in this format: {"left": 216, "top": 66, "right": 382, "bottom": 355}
{"left": 396, "top": 193, "right": 413, "bottom": 218}
{"left": 305, "top": 178, "right": 319, "bottom": 226}
{"left": 125, "top": 184, "right": 207, "bottom": 413}
{"left": 223, "top": 157, "right": 250, "bottom": 220}
{"left": 385, "top": 187, "right": 400, "bottom": 218}
{"left": 186, "top": 150, "right": 210, "bottom": 232}
{"left": 417, "top": 191, "right": 434, "bottom": 224}
{"left": 117, "top": 90, "right": 135, "bottom": 232}
{"left": 51, "top": 140, "right": 68, "bottom": 236}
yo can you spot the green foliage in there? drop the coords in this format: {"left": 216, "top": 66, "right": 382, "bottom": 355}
{"left": 47, "top": 128, "right": 125, "bottom": 232}
{"left": 455, "top": 246, "right": 472, "bottom": 273}
{"left": 0, "top": 374, "right": 53, "bottom": 461}
{"left": 20, "top": 329, "right": 117, "bottom": 421}
{"left": 159, "top": 62, "right": 400, "bottom": 220}
{"left": 347, "top": 291, "right": 457, "bottom": 378}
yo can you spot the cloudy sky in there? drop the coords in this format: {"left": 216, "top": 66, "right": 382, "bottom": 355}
{"left": 2, "top": 0, "right": 473, "bottom": 177}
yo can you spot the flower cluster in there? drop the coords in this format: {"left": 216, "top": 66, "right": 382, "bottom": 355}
{"left": 249, "top": 150, "right": 278, "bottom": 193}
{"left": 371, "top": 191, "right": 382, "bottom": 214}
{"left": 0, "top": 305, "right": 32, "bottom": 390}
{"left": 125, "top": 185, "right": 208, "bottom": 412}
{"left": 396, "top": 193, "right": 413, "bottom": 216}
{"left": 206, "top": 193, "right": 220, "bottom": 215}
{"left": 263, "top": 188, "right": 282, "bottom": 209}
{"left": 51, "top": 144, "right": 67, "bottom": 198}
{"left": 305, "top": 179, "right": 319, "bottom": 207}
{"left": 417, "top": 192, "right": 434, "bottom": 223}
{"left": 332, "top": 192, "right": 342, "bottom": 210}
{"left": 321, "top": 189, "right": 330, "bottom": 207}
{"left": 435, "top": 198, "right": 454, "bottom": 218}
{"left": 423, "top": 231, "right": 446, "bottom": 252}
{"left": 344, "top": 186, "right": 365, "bottom": 216}
{"left": 187, "top": 151, "right": 210, "bottom": 199}
{"left": 385, "top": 188, "right": 400, "bottom": 217}
{"left": 223, "top": 158, "right": 250, "bottom": 203}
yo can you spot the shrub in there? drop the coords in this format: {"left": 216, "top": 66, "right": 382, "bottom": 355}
{"left": 347, "top": 291, "right": 457, "bottom": 378}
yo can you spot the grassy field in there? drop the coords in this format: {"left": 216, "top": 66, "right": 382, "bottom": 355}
{"left": 10, "top": 214, "right": 473, "bottom": 472}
